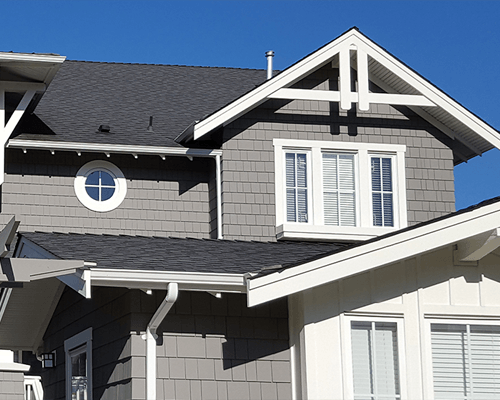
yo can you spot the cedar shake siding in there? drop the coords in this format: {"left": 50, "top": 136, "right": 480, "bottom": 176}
{"left": 1, "top": 150, "right": 215, "bottom": 238}
{"left": 219, "top": 65, "right": 455, "bottom": 241}
{"left": 36, "top": 287, "right": 291, "bottom": 400}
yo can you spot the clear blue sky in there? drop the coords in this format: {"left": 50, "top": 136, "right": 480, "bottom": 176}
{"left": 3, "top": 0, "right": 500, "bottom": 210}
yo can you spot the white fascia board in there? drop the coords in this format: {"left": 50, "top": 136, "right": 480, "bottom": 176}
{"left": 89, "top": 268, "right": 247, "bottom": 293}
{"left": 7, "top": 139, "right": 222, "bottom": 158}
{"left": 0, "top": 52, "right": 66, "bottom": 65}
{"left": 247, "top": 201, "right": 500, "bottom": 307}
{"left": 192, "top": 30, "right": 357, "bottom": 140}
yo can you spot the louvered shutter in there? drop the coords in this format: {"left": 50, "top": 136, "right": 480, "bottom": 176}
{"left": 285, "top": 152, "right": 308, "bottom": 223}
{"left": 351, "top": 321, "right": 400, "bottom": 400}
{"left": 323, "top": 153, "right": 356, "bottom": 226}
{"left": 431, "top": 323, "right": 500, "bottom": 400}
{"left": 371, "top": 157, "right": 394, "bottom": 227}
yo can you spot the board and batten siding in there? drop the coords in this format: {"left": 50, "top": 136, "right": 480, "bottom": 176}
{"left": 0, "top": 150, "right": 214, "bottom": 238}
{"left": 220, "top": 64, "right": 455, "bottom": 241}
{"left": 288, "top": 244, "right": 500, "bottom": 399}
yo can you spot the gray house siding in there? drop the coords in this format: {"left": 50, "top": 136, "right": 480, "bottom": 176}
{"left": 0, "top": 371, "right": 25, "bottom": 400}
{"left": 34, "top": 286, "right": 134, "bottom": 400}
{"left": 131, "top": 291, "right": 291, "bottom": 400}
{"left": 220, "top": 65, "right": 455, "bottom": 241}
{"left": 1, "top": 150, "right": 215, "bottom": 238}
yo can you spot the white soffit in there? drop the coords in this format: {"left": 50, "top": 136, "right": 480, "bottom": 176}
{"left": 247, "top": 200, "right": 500, "bottom": 307}
{"left": 191, "top": 28, "right": 500, "bottom": 155}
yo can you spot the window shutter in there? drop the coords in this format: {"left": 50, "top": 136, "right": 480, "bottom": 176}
{"left": 371, "top": 157, "right": 394, "bottom": 227}
{"left": 323, "top": 153, "right": 356, "bottom": 226}
{"left": 351, "top": 321, "right": 400, "bottom": 400}
{"left": 285, "top": 152, "right": 308, "bottom": 223}
{"left": 431, "top": 323, "right": 500, "bottom": 400}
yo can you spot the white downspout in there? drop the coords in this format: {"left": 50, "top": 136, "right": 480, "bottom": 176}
{"left": 215, "top": 154, "right": 223, "bottom": 239}
{"left": 145, "top": 282, "right": 179, "bottom": 400}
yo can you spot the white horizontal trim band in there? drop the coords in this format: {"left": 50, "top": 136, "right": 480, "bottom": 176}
{"left": 89, "top": 268, "right": 246, "bottom": 293}
{"left": 8, "top": 139, "right": 222, "bottom": 158}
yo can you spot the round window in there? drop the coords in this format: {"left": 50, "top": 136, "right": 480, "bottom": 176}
{"left": 74, "top": 160, "right": 127, "bottom": 212}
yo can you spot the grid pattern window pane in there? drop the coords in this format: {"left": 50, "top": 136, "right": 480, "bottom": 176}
{"left": 323, "top": 153, "right": 356, "bottom": 226}
{"left": 431, "top": 323, "right": 500, "bottom": 400}
{"left": 285, "top": 152, "right": 308, "bottom": 223}
{"left": 85, "top": 170, "right": 116, "bottom": 202}
{"left": 371, "top": 157, "right": 394, "bottom": 227}
{"left": 351, "top": 321, "right": 400, "bottom": 400}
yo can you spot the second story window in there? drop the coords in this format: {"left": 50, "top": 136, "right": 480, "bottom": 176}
{"left": 275, "top": 139, "right": 407, "bottom": 242}
{"left": 74, "top": 160, "right": 127, "bottom": 212}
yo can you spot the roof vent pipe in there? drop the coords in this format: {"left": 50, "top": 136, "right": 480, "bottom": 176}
{"left": 266, "top": 51, "right": 274, "bottom": 80}
{"left": 147, "top": 116, "right": 154, "bottom": 133}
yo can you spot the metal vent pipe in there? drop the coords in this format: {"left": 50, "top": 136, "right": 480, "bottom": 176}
{"left": 266, "top": 51, "right": 274, "bottom": 80}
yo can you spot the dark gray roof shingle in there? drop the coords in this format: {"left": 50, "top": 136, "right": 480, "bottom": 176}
{"left": 18, "top": 232, "right": 346, "bottom": 275}
{"left": 15, "top": 61, "right": 267, "bottom": 147}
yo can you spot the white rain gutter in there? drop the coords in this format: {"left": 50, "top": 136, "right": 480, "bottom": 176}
{"left": 8, "top": 139, "right": 225, "bottom": 239}
{"left": 144, "top": 282, "right": 178, "bottom": 400}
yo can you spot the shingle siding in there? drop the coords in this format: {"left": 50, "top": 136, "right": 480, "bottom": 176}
{"left": 0, "top": 371, "right": 24, "bottom": 400}
{"left": 131, "top": 291, "right": 291, "bottom": 400}
{"left": 220, "top": 65, "right": 456, "bottom": 241}
{"left": 2, "top": 150, "right": 214, "bottom": 238}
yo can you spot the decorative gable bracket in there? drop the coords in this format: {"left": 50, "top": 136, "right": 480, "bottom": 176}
{"left": 268, "top": 44, "right": 436, "bottom": 112}
{"left": 453, "top": 227, "right": 500, "bottom": 266}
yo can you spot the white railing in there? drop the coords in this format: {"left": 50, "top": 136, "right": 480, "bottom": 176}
{"left": 24, "top": 375, "right": 43, "bottom": 400}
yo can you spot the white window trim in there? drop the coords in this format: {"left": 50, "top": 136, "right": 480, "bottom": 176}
{"left": 64, "top": 327, "right": 92, "bottom": 400}
{"left": 343, "top": 314, "right": 407, "bottom": 400}
{"left": 74, "top": 160, "right": 127, "bottom": 212}
{"left": 274, "top": 139, "right": 407, "bottom": 241}
{"left": 423, "top": 317, "right": 500, "bottom": 400}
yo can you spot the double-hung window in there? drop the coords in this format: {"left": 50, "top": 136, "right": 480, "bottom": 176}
{"left": 274, "top": 139, "right": 406, "bottom": 241}
{"left": 430, "top": 322, "right": 500, "bottom": 399}
{"left": 347, "top": 317, "right": 405, "bottom": 400}
{"left": 65, "top": 328, "right": 92, "bottom": 400}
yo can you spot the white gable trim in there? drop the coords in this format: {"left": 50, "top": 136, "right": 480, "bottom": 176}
{"left": 191, "top": 28, "right": 500, "bottom": 154}
{"left": 246, "top": 200, "right": 500, "bottom": 307}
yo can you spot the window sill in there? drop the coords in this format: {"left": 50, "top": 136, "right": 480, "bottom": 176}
{"left": 276, "top": 223, "right": 400, "bottom": 242}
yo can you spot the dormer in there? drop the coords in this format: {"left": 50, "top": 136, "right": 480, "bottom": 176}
{"left": 177, "top": 28, "right": 500, "bottom": 242}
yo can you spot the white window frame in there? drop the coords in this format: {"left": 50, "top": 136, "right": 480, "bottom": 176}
{"left": 74, "top": 160, "right": 127, "bottom": 212}
{"left": 424, "top": 317, "right": 500, "bottom": 400}
{"left": 64, "top": 328, "right": 92, "bottom": 400}
{"left": 274, "top": 139, "right": 407, "bottom": 241}
{"left": 343, "top": 315, "right": 407, "bottom": 400}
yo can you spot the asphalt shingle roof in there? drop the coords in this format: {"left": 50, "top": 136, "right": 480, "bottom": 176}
{"left": 15, "top": 60, "right": 267, "bottom": 147}
{"left": 18, "top": 232, "right": 346, "bottom": 275}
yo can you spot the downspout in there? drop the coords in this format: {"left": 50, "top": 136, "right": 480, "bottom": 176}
{"left": 145, "top": 282, "right": 179, "bottom": 400}
{"left": 215, "top": 154, "right": 223, "bottom": 239}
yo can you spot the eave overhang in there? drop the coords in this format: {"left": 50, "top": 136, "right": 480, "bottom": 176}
{"left": 183, "top": 28, "right": 500, "bottom": 161}
{"left": 247, "top": 198, "right": 500, "bottom": 307}
{"left": 7, "top": 139, "right": 222, "bottom": 159}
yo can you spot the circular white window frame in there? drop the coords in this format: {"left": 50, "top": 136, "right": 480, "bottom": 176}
{"left": 74, "top": 160, "right": 127, "bottom": 212}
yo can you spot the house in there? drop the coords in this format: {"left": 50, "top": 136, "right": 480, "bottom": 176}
{"left": 0, "top": 26, "right": 499, "bottom": 399}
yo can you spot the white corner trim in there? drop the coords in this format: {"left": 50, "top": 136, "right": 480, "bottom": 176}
{"left": 74, "top": 160, "right": 127, "bottom": 212}
{"left": 247, "top": 200, "right": 500, "bottom": 307}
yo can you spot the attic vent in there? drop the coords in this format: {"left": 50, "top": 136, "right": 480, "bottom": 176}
{"left": 97, "top": 125, "right": 111, "bottom": 133}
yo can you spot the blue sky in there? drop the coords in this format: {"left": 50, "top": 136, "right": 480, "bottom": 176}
{"left": 3, "top": 0, "right": 500, "bottom": 210}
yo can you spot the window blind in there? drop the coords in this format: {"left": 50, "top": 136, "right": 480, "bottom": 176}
{"left": 431, "top": 323, "right": 500, "bottom": 400}
{"left": 285, "top": 152, "right": 308, "bottom": 223}
{"left": 323, "top": 153, "right": 356, "bottom": 226}
{"left": 371, "top": 157, "right": 394, "bottom": 227}
{"left": 351, "top": 321, "right": 400, "bottom": 400}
